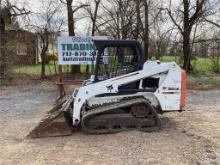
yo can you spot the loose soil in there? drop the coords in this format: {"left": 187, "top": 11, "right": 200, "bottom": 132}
{"left": 0, "top": 82, "right": 219, "bottom": 165}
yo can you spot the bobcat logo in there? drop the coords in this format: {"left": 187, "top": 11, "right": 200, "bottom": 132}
{"left": 106, "top": 85, "right": 113, "bottom": 91}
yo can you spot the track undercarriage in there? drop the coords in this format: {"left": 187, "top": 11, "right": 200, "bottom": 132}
{"left": 81, "top": 97, "right": 161, "bottom": 134}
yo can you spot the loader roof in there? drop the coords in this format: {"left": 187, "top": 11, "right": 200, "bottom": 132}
{"left": 93, "top": 39, "right": 145, "bottom": 70}
{"left": 93, "top": 39, "right": 144, "bottom": 64}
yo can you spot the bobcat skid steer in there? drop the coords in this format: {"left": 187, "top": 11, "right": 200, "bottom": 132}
{"left": 28, "top": 39, "right": 186, "bottom": 138}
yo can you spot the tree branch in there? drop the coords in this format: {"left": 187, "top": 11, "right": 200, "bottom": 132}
{"left": 204, "top": 18, "right": 220, "bottom": 28}
{"left": 189, "top": 0, "right": 206, "bottom": 28}
{"left": 165, "top": 8, "right": 183, "bottom": 34}
{"left": 72, "top": 4, "right": 89, "bottom": 13}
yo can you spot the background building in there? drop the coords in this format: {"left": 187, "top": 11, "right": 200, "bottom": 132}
{"left": 6, "top": 28, "right": 38, "bottom": 65}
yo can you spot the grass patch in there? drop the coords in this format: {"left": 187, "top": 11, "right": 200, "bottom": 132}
{"left": 159, "top": 56, "right": 219, "bottom": 74}
{"left": 12, "top": 56, "right": 220, "bottom": 88}
{"left": 187, "top": 74, "right": 220, "bottom": 89}
{"left": 12, "top": 62, "right": 90, "bottom": 75}
{"left": 12, "top": 62, "right": 58, "bottom": 75}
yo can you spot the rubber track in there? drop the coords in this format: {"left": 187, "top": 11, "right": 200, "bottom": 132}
{"left": 81, "top": 97, "right": 161, "bottom": 134}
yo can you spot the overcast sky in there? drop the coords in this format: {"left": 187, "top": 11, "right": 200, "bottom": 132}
{"left": 11, "top": 0, "right": 89, "bottom": 35}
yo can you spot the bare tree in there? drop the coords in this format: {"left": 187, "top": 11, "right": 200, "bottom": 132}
{"left": 29, "top": 0, "right": 63, "bottom": 79}
{"left": 151, "top": 26, "right": 174, "bottom": 60}
{"left": 96, "top": 0, "right": 164, "bottom": 61}
{"left": 85, "top": 0, "right": 101, "bottom": 36}
{"left": 98, "top": 0, "right": 137, "bottom": 39}
{"left": 166, "top": 0, "right": 208, "bottom": 72}
{"left": 138, "top": 0, "right": 163, "bottom": 60}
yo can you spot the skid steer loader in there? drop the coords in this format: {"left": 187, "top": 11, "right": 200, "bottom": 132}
{"left": 28, "top": 39, "right": 186, "bottom": 138}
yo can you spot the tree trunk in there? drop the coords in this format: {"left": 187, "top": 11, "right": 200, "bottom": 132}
{"left": 40, "top": 33, "right": 49, "bottom": 79}
{"left": 66, "top": 0, "right": 80, "bottom": 74}
{"left": 91, "top": 0, "right": 100, "bottom": 36}
{"left": 40, "top": 46, "right": 48, "bottom": 79}
{"left": 0, "top": 15, "right": 6, "bottom": 78}
{"left": 119, "top": 0, "right": 126, "bottom": 39}
{"left": 67, "top": 0, "right": 75, "bottom": 36}
{"left": 41, "top": 52, "right": 46, "bottom": 79}
{"left": 86, "top": 0, "right": 101, "bottom": 74}
{"left": 156, "top": 43, "right": 161, "bottom": 60}
{"left": 182, "top": 0, "right": 191, "bottom": 72}
{"left": 182, "top": 31, "right": 191, "bottom": 72}
{"left": 144, "top": 0, "right": 149, "bottom": 60}
{"left": 134, "top": 0, "right": 141, "bottom": 39}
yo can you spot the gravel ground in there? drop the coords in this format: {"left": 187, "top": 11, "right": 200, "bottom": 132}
{"left": 0, "top": 83, "right": 220, "bottom": 165}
